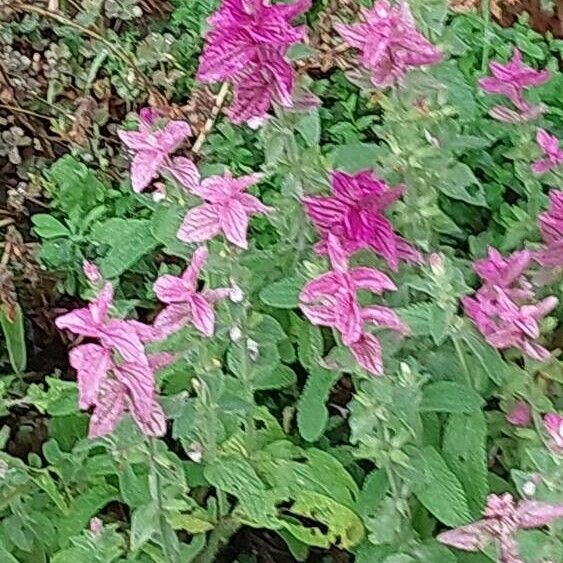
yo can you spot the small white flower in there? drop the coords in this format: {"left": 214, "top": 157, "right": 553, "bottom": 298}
{"left": 247, "top": 338, "right": 259, "bottom": 361}
{"left": 230, "top": 281, "right": 244, "bottom": 303}
{"left": 522, "top": 481, "right": 536, "bottom": 497}
{"left": 187, "top": 442, "right": 203, "bottom": 463}
{"left": 230, "top": 325, "right": 242, "bottom": 342}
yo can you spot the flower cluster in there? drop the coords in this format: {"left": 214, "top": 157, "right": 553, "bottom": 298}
{"left": 303, "top": 170, "right": 421, "bottom": 271}
{"left": 438, "top": 493, "right": 563, "bottom": 563}
{"left": 197, "top": 0, "right": 311, "bottom": 124}
{"left": 118, "top": 108, "right": 197, "bottom": 193}
{"left": 56, "top": 263, "right": 167, "bottom": 438}
{"left": 479, "top": 48, "right": 550, "bottom": 123}
{"left": 299, "top": 234, "right": 409, "bottom": 375}
{"left": 535, "top": 189, "right": 563, "bottom": 269}
{"left": 462, "top": 248, "right": 558, "bottom": 361}
{"left": 532, "top": 129, "right": 563, "bottom": 175}
{"left": 335, "top": 0, "right": 442, "bottom": 88}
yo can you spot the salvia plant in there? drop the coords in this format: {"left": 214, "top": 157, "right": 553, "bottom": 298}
{"left": 2, "top": 1, "right": 563, "bottom": 562}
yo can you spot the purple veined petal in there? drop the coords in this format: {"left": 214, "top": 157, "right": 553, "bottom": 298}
{"left": 182, "top": 246, "right": 209, "bottom": 289}
{"left": 158, "top": 121, "right": 191, "bottom": 153}
{"left": 203, "top": 288, "right": 232, "bottom": 303}
{"left": 303, "top": 196, "right": 348, "bottom": 231}
{"left": 396, "top": 237, "right": 424, "bottom": 264}
{"left": 300, "top": 272, "right": 342, "bottom": 302}
{"left": 534, "top": 242, "right": 563, "bottom": 268}
{"left": 365, "top": 214, "right": 400, "bottom": 271}
{"left": 485, "top": 327, "right": 518, "bottom": 350}
{"left": 117, "top": 129, "right": 155, "bottom": 151}
{"left": 129, "top": 397, "right": 167, "bottom": 437}
{"left": 177, "top": 204, "right": 222, "bottom": 244}
{"left": 100, "top": 320, "right": 147, "bottom": 365}
{"left": 516, "top": 500, "right": 563, "bottom": 528}
{"left": 131, "top": 150, "right": 165, "bottom": 193}
{"left": 88, "top": 378, "right": 127, "bottom": 439}
{"left": 532, "top": 158, "right": 557, "bottom": 175}
{"left": 536, "top": 128, "right": 561, "bottom": 158}
{"left": 362, "top": 305, "right": 410, "bottom": 335}
{"left": 114, "top": 361, "right": 156, "bottom": 424}
{"left": 543, "top": 413, "right": 563, "bottom": 450}
{"left": 127, "top": 320, "right": 161, "bottom": 344}
{"left": 335, "top": 292, "right": 363, "bottom": 346}
{"left": 69, "top": 344, "right": 112, "bottom": 410}
{"left": 83, "top": 260, "right": 101, "bottom": 283}
{"left": 55, "top": 307, "right": 99, "bottom": 338}
{"left": 197, "top": 39, "right": 256, "bottom": 83}
{"left": 326, "top": 233, "right": 349, "bottom": 272}
{"left": 521, "top": 340, "right": 551, "bottom": 362}
{"left": 89, "top": 282, "right": 114, "bottom": 325}
{"left": 153, "top": 303, "right": 193, "bottom": 339}
{"left": 148, "top": 352, "right": 177, "bottom": 372}
{"left": 300, "top": 302, "right": 338, "bottom": 328}
{"left": 191, "top": 175, "right": 234, "bottom": 201}
{"left": 348, "top": 332, "right": 383, "bottom": 375}
{"left": 139, "top": 107, "right": 161, "bottom": 127}
{"left": 189, "top": 293, "right": 216, "bottom": 337}
{"left": 219, "top": 198, "right": 250, "bottom": 249}
{"left": 265, "top": 57, "right": 295, "bottom": 107}
{"left": 237, "top": 193, "right": 273, "bottom": 215}
{"left": 334, "top": 22, "right": 370, "bottom": 50}
{"left": 436, "top": 521, "right": 493, "bottom": 552}
{"left": 506, "top": 400, "right": 532, "bottom": 427}
{"left": 349, "top": 267, "right": 397, "bottom": 294}
{"left": 154, "top": 274, "right": 191, "bottom": 304}
{"left": 228, "top": 69, "right": 276, "bottom": 125}
{"left": 166, "top": 157, "right": 200, "bottom": 192}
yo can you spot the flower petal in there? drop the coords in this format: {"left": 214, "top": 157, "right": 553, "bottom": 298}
{"left": 219, "top": 198, "right": 250, "bottom": 249}
{"left": 189, "top": 294, "right": 216, "bottom": 337}
{"left": 153, "top": 303, "right": 192, "bottom": 338}
{"left": 349, "top": 333, "right": 383, "bottom": 375}
{"left": 177, "top": 204, "right": 221, "bottom": 244}
{"left": 69, "top": 344, "right": 112, "bottom": 410}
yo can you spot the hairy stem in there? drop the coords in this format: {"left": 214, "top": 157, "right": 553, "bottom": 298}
{"left": 194, "top": 517, "right": 241, "bottom": 563}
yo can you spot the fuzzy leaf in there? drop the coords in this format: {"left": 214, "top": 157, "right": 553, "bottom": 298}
{"left": 32, "top": 214, "right": 71, "bottom": 239}
{"left": 297, "top": 323, "right": 324, "bottom": 369}
{"left": 409, "top": 446, "right": 472, "bottom": 527}
{"left": 260, "top": 276, "right": 304, "bottom": 309}
{"left": 443, "top": 412, "right": 488, "bottom": 518}
{"left": 297, "top": 368, "right": 341, "bottom": 442}
{"left": 420, "top": 382, "right": 485, "bottom": 413}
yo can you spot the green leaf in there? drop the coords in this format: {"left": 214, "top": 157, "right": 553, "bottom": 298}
{"left": 396, "top": 303, "right": 444, "bottom": 338}
{"left": 24, "top": 377, "right": 78, "bottom": 416}
{"left": 436, "top": 163, "right": 487, "bottom": 207}
{"left": 260, "top": 276, "right": 304, "bottom": 309}
{"left": 32, "top": 214, "right": 70, "bottom": 239}
{"left": 443, "top": 412, "right": 488, "bottom": 518}
{"left": 252, "top": 364, "right": 297, "bottom": 390}
{"left": 91, "top": 218, "right": 158, "bottom": 278}
{"left": 409, "top": 446, "right": 472, "bottom": 527}
{"left": 205, "top": 456, "right": 266, "bottom": 497}
{"left": 459, "top": 329, "right": 508, "bottom": 385}
{"left": 356, "top": 469, "right": 389, "bottom": 518}
{"left": 295, "top": 110, "right": 321, "bottom": 147}
{"left": 0, "top": 303, "right": 26, "bottom": 374}
{"left": 330, "top": 143, "right": 382, "bottom": 172}
{"left": 420, "top": 382, "right": 485, "bottom": 413}
{"left": 297, "top": 368, "right": 341, "bottom": 442}
{"left": 282, "top": 491, "right": 364, "bottom": 549}
{"left": 297, "top": 323, "right": 324, "bottom": 369}
{"left": 130, "top": 502, "right": 159, "bottom": 552}
{"left": 151, "top": 203, "right": 191, "bottom": 257}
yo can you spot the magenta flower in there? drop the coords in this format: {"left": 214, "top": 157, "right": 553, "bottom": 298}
{"left": 531, "top": 129, "right": 563, "bottom": 175}
{"left": 197, "top": 0, "right": 310, "bottom": 123}
{"left": 473, "top": 247, "right": 533, "bottom": 301}
{"left": 535, "top": 190, "right": 563, "bottom": 269}
{"left": 438, "top": 493, "right": 563, "bottom": 563}
{"left": 300, "top": 234, "right": 397, "bottom": 345}
{"left": 178, "top": 171, "right": 272, "bottom": 249}
{"left": 300, "top": 235, "right": 407, "bottom": 375}
{"left": 153, "top": 247, "right": 231, "bottom": 338}
{"left": 56, "top": 281, "right": 146, "bottom": 365}
{"left": 463, "top": 287, "right": 557, "bottom": 361}
{"left": 69, "top": 343, "right": 166, "bottom": 438}
{"left": 83, "top": 260, "right": 101, "bottom": 284}
{"left": 335, "top": 0, "right": 442, "bottom": 89}
{"left": 479, "top": 48, "right": 549, "bottom": 121}
{"left": 304, "top": 170, "right": 421, "bottom": 271}
{"left": 506, "top": 400, "right": 532, "bottom": 427}
{"left": 543, "top": 413, "right": 563, "bottom": 454}
{"left": 118, "top": 108, "right": 198, "bottom": 193}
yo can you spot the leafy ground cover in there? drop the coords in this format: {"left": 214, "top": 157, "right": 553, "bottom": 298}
{"left": 0, "top": 1, "right": 563, "bottom": 562}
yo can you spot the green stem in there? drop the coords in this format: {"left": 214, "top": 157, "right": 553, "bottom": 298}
{"left": 194, "top": 517, "right": 241, "bottom": 563}
{"left": 148, "top": 439, "right": 175, "bottom": 563}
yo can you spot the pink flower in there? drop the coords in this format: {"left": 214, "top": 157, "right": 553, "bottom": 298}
{"left": 304, "top": 170, "right": 421, "bottom": 271}
{"left": 177, "top": 171, "right": 272, "bottom": 249}
{"left": 335, "top": 0, "right": 442, "bottom": 89}
{"left": 300, "top": 234, "right": 406, "bottom": 375}
{"left": 153, "top": 247, "right": 231, "bottom": 338}
{"left": 89, "top": 517, "right": 103, "bottom": 536}
{"left": 83, "top": 260, "right": 101, "bottom": 284}
{"left": 438, "top": 493, "right": 563, "bottom": 563}
{"left": 473, "top": 247, "right": 533, "bottom": 301}
{"left": 118, "top": 108, "right": 197, "bottom": 193}
{"left": 531, "top": 129, "right": 563, "bottom": 175}
{"left": 463, "top": 287, "right": 557, "bottom": 361}
{"left": 69, "top": 343, "right": 166, "bottom": 438}
{"left": 534, "top": 190, "right": 563, "bottom": 269}
{"left": 479, "top": 48, "right": 549, "bottom": 121}
{"left": 543, "top": 413, "right": 563, "bottom": 454}
{"left": 56, "top": 282, "right": 146, "bottom": 364}
{"left": 197, "top": 0, "right": 310, "bottom": 123}
{"left": 506, "top": 400, "right": 532, "bottom": 427}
